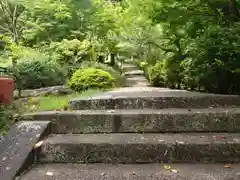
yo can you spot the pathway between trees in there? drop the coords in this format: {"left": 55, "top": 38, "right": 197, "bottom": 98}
{"left": 18, "top": 59, "right": 240, "bottom": 180}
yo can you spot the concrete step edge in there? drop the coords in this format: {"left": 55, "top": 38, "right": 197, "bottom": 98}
{"left": 22, "top": 108, "right": 240, "bottom": 133}
{"left": 22, "top": 107, "right": 240, "bottom": 116}
{"left": 17, "top": 163, "right": 240, "bottom": 180}
{"left": 39, "top": 133, "right": 240, "bottom": 163}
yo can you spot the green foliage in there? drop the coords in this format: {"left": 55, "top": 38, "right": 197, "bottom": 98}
{"left": 139, "top": 61, "right": 148, "bottom": 71}
{"left": 50, "top": 39, "right": 93, "bottom": 65}
{"left": 0, "top": 0, "right": 25, "bottom": 45}
{"left": 181, "top": 23, "right": 240, "bottom": 93}
{"left": 77, "top": 61, "right": 125, "bottom": 86}
{"left": 136, "top": 60, "right": 150, "bottom": 78}
{"left": 89, "top": 0, "right": 123, "bottom": 53}
{"left": 0, "top": 104, "right": 21, "bottom": 135}
{"left": 0, "top": 105, "right": 13, "bottom": 135}
{"left": 119, "top": 0, "right": 240, "bottom": 94}
{"left": 21, "top": 0, "right": 94, "bottom": 45}
{"left": 11, "top": 55, "right": 67, "bottom": 89}
{"left": 147, "top": 54, "right": 182, "bottom": 89}
{"left": 68, "top": 68, "right": 114, "bottom": 92}
{"left": 148, "top": 62, "right": 165, "bottom": 87}
{"left": 1, "top": 0, "right": 239, "bottom": 95}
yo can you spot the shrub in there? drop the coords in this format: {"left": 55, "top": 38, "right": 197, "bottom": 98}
{"left": 50, "top": 39, "right": 93, "bottom": 65}
{"left": 0, "top": 105, "right": 11, "bottom": 135}
{"left": 137, "top": 60, "right": 149, "bottom": 78}
{"left": 179, "top": 25, "right": 240, "bottom": 94}
{"left": 147, "top": 56, "right": 183, "bottom": 89}
{"left": 148, "top": 61, "right": 166, "bottom": 87}
{"left": 0, "top": 105, "right": 17, "bottom": 135}
{"left": 68, "top": 68, "right": 114, "bottom": 92}
{"left": 139, "top": 61, "right": 148, "bottom": 71}
{"left": 11, "top": 55, "right": 67, "bottom": 90}
{"left": 68, "top": 61, "right": 125, "bottom": 87}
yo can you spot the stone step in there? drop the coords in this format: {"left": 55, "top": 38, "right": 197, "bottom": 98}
{"left": 38, "top": 133, "right": 240, "bottom": 163}
{"left": 17, "top": 163, "right": 240, "bottom": 180}
{"left": 69, "top": 87, "right": 240, "bottom": 110}
{"left": 0, "top": 121, "right": 51, "bottom": 180}
{"left": 121, "top": 63, "right": 139, "bottom": 72}
{"left": 124, "top": 70, "right": 145, "bottom": 76}
{"left": 123, "top": 59, "right": 133, "bottom": 63}
{"left": 125, "top": 76, "right": 150, "bottom": 85}
{"left": 125, "top": 79, "right": 150, "bottom": 87}
{"left": 22, "top": 108, "right": 240, "bottom": 134}
{"left": 125, "top": 76, "right": 149, "bottom": 81}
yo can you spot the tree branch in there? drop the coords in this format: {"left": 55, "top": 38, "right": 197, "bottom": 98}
{"left": 0, "top": 24, "right": 14, "bottom": 34}
{"left": 0, "top": 1, "right": 12, "bottom": 28}
{"left": 122, "top": 35, "right": 175, "bottom": 53}
{"left": 1, "top": 0, "right": 14, "bottom": 24}
{"left": 147, "top": 40, "right": 175, "bottom": 52}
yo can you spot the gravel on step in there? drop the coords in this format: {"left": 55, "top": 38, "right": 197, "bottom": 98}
{"left": 17, "top": 163, "right": 240, "bottom": 180}
{"left": 39, "top": 133, "right": 240, "bottom": 163}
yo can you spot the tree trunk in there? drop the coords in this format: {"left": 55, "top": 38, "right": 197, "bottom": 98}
{"left": 229, "top": 0, "right": 240, "bottom": 21}
{"left": 12, "top": 56, "right": 17, "bottom": 65}
{"left": 98, "top": 55, "right": 104, "bottom": 63}
{"left": 110, "top": 53, "right": 115, "bottom": 66}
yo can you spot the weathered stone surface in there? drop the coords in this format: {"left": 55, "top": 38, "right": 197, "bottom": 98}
{"left": 18, "top": 163, "right": 240, "bottom": 180}
{"left": 120, "top": 108, "right": 240, "bottom": 133}
{"left": 14, "top": 62, "right": 240, "bottom": 180}
{"left": 38, "top": 133, "right": 240, "bottom": 163}
{"left": 121, "top": 64, "right": 139, "bottom": 72}
{"left": 124, "top": 70, "right": 145, "bottom": 76}
{"left": 69, "top": 88, "right": 240, "bottom": 110}
{"left": 14, "top": 86, "right": 73, "bottom": 98}
{"left": 173, "top": 133, "right": 240, "bottom": 163}
{"left": 22, "top": 111, "right": 113, "bottom": 134}
{"left": 117, "top": 61, "right": 150, "bottom": 87}
{"left": 39, "top": 133, "right": 174, "bottom": 163}
{"left": 0, "top": 121, "right": 51, "bottom": 180}
{"left": 125, "top": 76, "right": 151, "bottom": 87}
{"left": 22, "top": 108, "right": 240, "bottom": 133}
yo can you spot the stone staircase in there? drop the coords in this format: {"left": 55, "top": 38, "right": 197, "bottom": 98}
{"left": 120, "top": 62, "right": 151, "bottom": 87}
{"left": 17, "top": 60, "right": 240, "bottom": 180}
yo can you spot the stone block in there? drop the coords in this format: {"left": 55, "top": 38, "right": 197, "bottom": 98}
{"left": 22, "top": 108, "right": 240, "bottom": 133}
{"left": 38, "top": 133, "right": 240, "bottom": 164}
{"left": 0, "top": 121, "right": 50, "bottom": 180}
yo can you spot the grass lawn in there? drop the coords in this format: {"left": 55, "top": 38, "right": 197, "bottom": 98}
{"left": 0, "top": 89, "right": 104, "bottom": 135}
{"left": 16, "top": 88, "right": 104, "bottom": 113}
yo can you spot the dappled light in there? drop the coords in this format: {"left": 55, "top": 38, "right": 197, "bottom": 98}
{"left": 0, "top": 0, "right": 240, "bottom": 180}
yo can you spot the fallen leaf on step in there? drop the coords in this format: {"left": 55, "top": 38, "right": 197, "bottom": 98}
{"left": 46, "top": 172, "right": 53, "bottom": 176}
{"left": 164, "top": 165, "right": 171, "bottom": 170}
{"left": 107, "top": 110, "right": 115, "bottom": 113}
{"left": 171, "top": 169, "right": 179, "bottom": 173}
{"left": 219, "top": 136, "right": 227, "bottom": 139}
{"left": 224, "top": 164, "right": 232, "bottom": 168}
{"left": 164, "top": 165, "right": 179, "bottom": 173}
{"left": 34, "top": 141, "right": 43, "bottom": 149}
{"left": 216, "top": 136, "right": 227, "bottom": 140}
{"left": 164, "top": 150, "right": 168, "bottom": 156}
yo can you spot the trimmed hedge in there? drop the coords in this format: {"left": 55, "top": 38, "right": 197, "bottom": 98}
{"left": 68, "top": 68, "right": 114, "bottom": 91}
